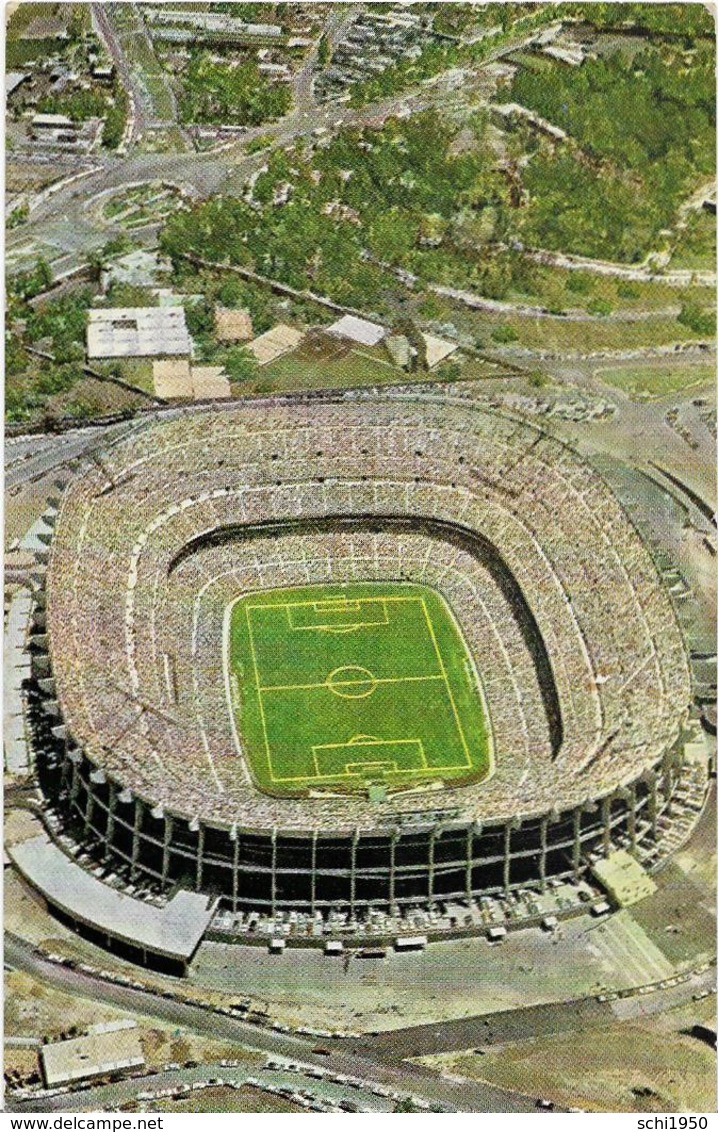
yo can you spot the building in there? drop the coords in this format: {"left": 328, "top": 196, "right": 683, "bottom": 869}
{"left": 214, "top": 306, "right": 253, "bottom": 343}
{"left": 41, "top": 1023, "right": 144, "bottom": 1088}
{"left": 31, "top": 112, "right": 77, "bottom": 132}
{"left": 152, "top": 360, "right": 232, "bottom": 401}
{"left": 29, "top": 398, "right": 697, "bottom": 919}
{"left": 422, "top": 332, "right": 459, "bottom": 370}
{"left": 326, "top": 314, "right": 386, "bottom": 347}
{"left": 91, "top": 63, "right": 115, "bottom": 83}
{"left": 591, "top": 849, "right": 657, "bottom": 908}
{"left": 10, "top": 829, "right": 217, "bottom": 975}
{"left": 5, "top": 71, "right": 30, "bottom": 99}
{"left": 246, "top": 323, "right": 304, "bottom": 365}
{"left": 385, "top": 334, "right": 413, "bottom": 368}
{"left": 86, "top": 306, "right": 191, "bottom": 360}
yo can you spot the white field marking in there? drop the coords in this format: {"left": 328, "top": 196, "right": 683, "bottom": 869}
{"left": 260, "top": 673, "right": 445, "bottom": 694}
{"left": 249, "top": 588, "right": 481, "bottom": 785}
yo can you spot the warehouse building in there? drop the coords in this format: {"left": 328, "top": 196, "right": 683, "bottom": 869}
{"left": 41, "top": 1022, "right": 144, "bottom": 1088}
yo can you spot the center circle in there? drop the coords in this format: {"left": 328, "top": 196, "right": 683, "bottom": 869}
{"left": 326, "top": 665, "right": 378, "bottom": 699}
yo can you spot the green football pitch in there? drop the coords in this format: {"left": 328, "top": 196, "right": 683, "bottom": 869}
{"left": 226, "top": 582, "right": 492, "bottom": 798}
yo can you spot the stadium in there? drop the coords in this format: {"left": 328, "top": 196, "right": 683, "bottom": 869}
{"left": 34, "top": 394, "right": 695, "bottom": 916}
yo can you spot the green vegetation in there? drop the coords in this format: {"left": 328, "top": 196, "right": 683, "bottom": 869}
{"left": 161, "top": 110, "right": 489, "bottom": 309}
{"left": 37, "top": 88, "right": 107, "bottom": 122}
{"left": 101, "top": 183, "right": 186, "bottom": 229}
{"left": 179, "top": 52, "right": 291, "bottom": 126}
{"left": 677, "top": 301, "right": 715, "bottom": 337}
{"left": 501, "top": 40, "right": 715, "bottom": 261}
{"left": 160, "top": 97, "right": 714, "bottom": 332}
{"left": 102, "top": 82, "right": 129, "bottom": 149}
{"left": 569, "top": 2, "right": 714, "bottom": 40}
{"left": 229, "top": 583, "right": 491, "bottom": 797}
{"left": 317, "top": 33, "right": 331, "bottom": 68}
{"left": 596, "top": 362, "right": 715, "bottom": 401}
{"left": 479, "top": 312, "right": 709, "bottom": 354}
{"left": 491, "top": 325, "right": 519, "bottom": 344}
{"left": 7, "top": 204, "right": 30, "bottom": 230}
{"left": 348, "top": 39, "right": 462, "bottom": 107}
{"left": 219, "top": 345, "right": 258, "bottom": 385}
{"left": 669, "top": 209, "right": 717, "bottom": 270}
{"left": 5, "top": 274, "right": 98, "bottom": 424}
{"left": 8, "top": 259, "right": 53, "bottom": 302}
{"left": 258, "top": 338, "right": 409, "bottom": 396}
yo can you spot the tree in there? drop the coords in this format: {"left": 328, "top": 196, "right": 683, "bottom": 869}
{"left": 678, "top": 302, "right": 715, "bottom": 337}
{"left": 528, "top": 369, "right": 549, "bottom": 388}
{"left": 317, "top": 33, "right": 331, "bottom": 68}
{"left": 491, "top": 324, "right": 519, "bottom": 344}
{"left": 367, "top": 208, "right": 419, "bottom": 263}
{"left": 394, "top": 317, "right": 427, "bottom": 371}
{"left": 221, "top": 345, "right": 258, "bottom": 384}
{"left": 393, "top": 1097, "right": 417, "bottom": 1113}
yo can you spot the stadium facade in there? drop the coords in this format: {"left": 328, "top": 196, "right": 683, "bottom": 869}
{"left": 32, "top": 395, "right": 695, "bottom": 915}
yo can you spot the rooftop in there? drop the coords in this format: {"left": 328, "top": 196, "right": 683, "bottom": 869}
{"left": 326, "top": 314, "right": 386, "bottom": 347}
{"left": 591, "top": 849, "right": 657, "bottom": 908}
{"left": 41, "top": 1023, "right": 144, "bottom": 1088}
{"left": 9, "top": 831, "right": 216, "bottom": 961}
{"left": 247, "top": 323, "right": 305, "bottom": 365}
{"left": 214, "top": 306, "right": 253, "bottom": 343}
{"left": 87, "top": 306, "right": 191, "bottom": 359}
{"left": 6, "top": 72, "right": 29, "bottom": 96}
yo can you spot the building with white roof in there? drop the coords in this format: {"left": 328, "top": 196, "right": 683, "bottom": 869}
{"left": 87, "top": 306, "right": 191, "bottom": 360}
{"left": 326, "top": 314, "right": 387, "bottom": 347}
{"left": 41, "top": 1023, "right": 144, "bottom": 1088}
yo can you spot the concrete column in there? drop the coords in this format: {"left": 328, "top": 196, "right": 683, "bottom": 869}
{"left": 271, "top": 829, "right": 278, "bottom": 917}
{"left": 648, "top": 776, "right": 659, "bottom": 839}
{"left": 350, "top": 830, "right": 358, "bottom": 918}
{"left": 601, "top": 797, "right": 612, "bottom": 854}
{"left": 105, "top": 783, "right": 117, "bottom": 862}
{"left": 130, "top": 801, "right": 142, "bottom": 880}
{"left": 389, "top": 833, "right": 397, "bottom": 912}
{"left": 572, "top": 809, "right": 582, "bottom": 878}
{"left": 503, "top": 825, "right": 511, "bottom": 893}
{"left": 428, "top": 828, "right": 436, "bottom": 907}
{"left": 196, "top": 825, "right": 205, "bottom": 891}
{"left": 465, "top": 826, "right": 474, "bottom": 901}
{"left": 310, "top": 832, "right": 317, "bottom": 915}
{"left": 69, "top": 756, "right": 81, "bottom": 803}
{"left": 232, "top": 831, "right": 240, "bottom": 914}
{"left": 539, "top": 817, "right": 548, "bottom": 892}
{"left": 161, "top": 815, "right": 173, "bottom": 888}
{"left": 83, "top": 789, "right": 94, "bottom": 837}
{"left": 627, "top": 785, "right": 637, "bottom": 849}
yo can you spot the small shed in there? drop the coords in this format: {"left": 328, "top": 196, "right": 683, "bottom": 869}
{"left": 214, "top": 306, "right": 253, "bottom": 343}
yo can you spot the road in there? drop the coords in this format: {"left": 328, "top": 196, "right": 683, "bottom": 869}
{"left": 354, "top": 968, "right": 716, "bottom": 1061}
{"left": 5, "top": 422, "right": 142, "bottom": 492}
{"left": 7, "top": 1056, "right": 396, "bottom": 1115}
{"left": 3, "top": 936, "right": 541, "bottom": 1113}
{"left": 5, "top": 22, "right": 548, "bottom": 279}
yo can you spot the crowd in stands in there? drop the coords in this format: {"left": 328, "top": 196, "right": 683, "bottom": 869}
{"left": 46, "top": 396, "right": 692, "bottom": 834}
